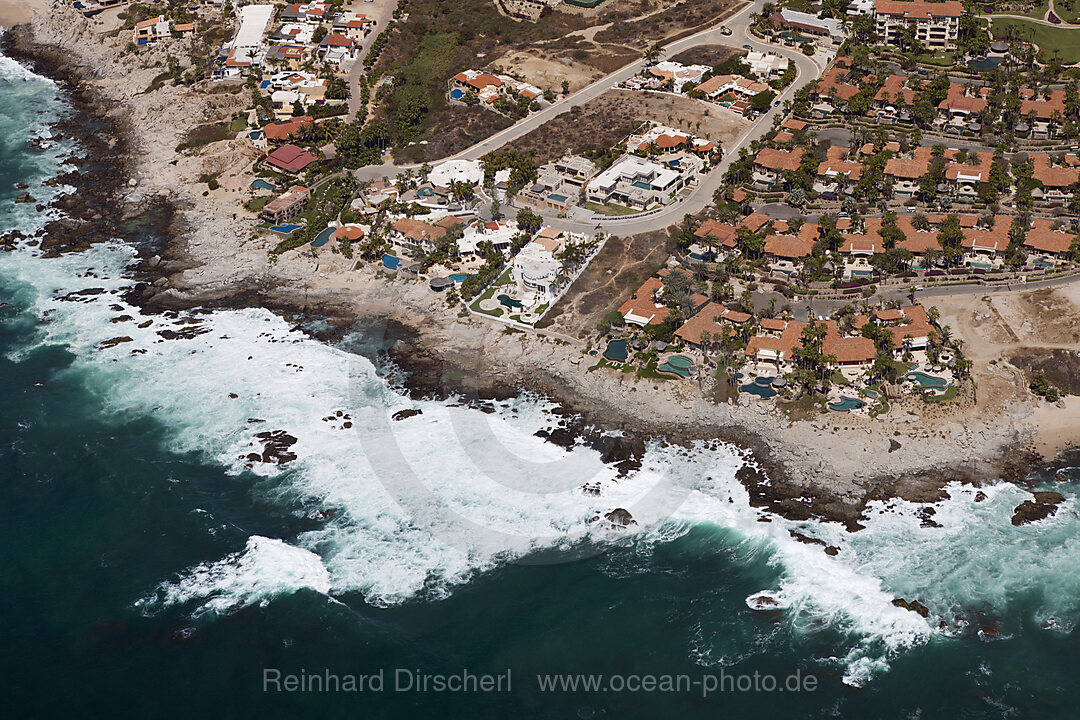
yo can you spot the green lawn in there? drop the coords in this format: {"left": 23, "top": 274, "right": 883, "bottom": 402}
{"left": 1051, "top": 0, "right": 1080, "bottom": 23}
{"left": 979, "top": 0, "right": 1049, "bottom": 19}
{"left": 986, "top": 17, "right": 1080, "bottom": 63}
{"left": 915, "top": 51, "right": 957, "bottom": 66}
{"left": 582, "top": 201, "right": 640, "bottom": 217}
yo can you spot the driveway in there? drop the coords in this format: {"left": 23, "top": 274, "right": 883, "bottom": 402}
{"left": 347, "top": 0, "right": 397, "bottom": 120}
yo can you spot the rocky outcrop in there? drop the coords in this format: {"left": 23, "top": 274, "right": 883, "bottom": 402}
{"left": 1011, "top": 491, "right": 1065, "bottom": 526}
{"left": 392, "top": 408, "right": 423, "bottom": 421}
{"left": 892, "top": 598, "right": 930, "bottom": 618}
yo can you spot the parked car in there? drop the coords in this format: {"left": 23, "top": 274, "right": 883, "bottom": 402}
{"left": 721, "top": 27, "right": 732, "bottom": 35}
{"left": 743, "top": 44, "right": 753, "bottom": 50}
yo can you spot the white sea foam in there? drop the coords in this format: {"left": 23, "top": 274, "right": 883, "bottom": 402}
{"left": 137, "top": 536, "right": 331, "bottom": 617}
{"left": 2, "top": 59, "right": 1078, "bottom": 681}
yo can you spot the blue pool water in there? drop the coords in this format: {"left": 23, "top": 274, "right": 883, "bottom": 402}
{"left": 269, "top": 223, "right": 302, "bottom": 235}
{"left": 828, "top": 396, "right": 865, "bottom": 411}
{"left": 603, "top": 339, "right": 628, "bottom": 362}
{"left": 251, "top": 179, "right": 276, "bottom": 191}
{"left": 450, "top": 274, "right": 469, "bottom": 283}
{"left": 382, "top": 254, "right": 401, "bottom": 269}
{"left": 968, "top": 56, "right": 1003, "bottom": 70}
{"left": 632, "top": 181, "right": 652, "bottom": 190}
{"left": 740, "top": 384, "right": 776, "bottom": 399}
{"left": 450, "top": 89, "right": 464, "bottom": 100}
{"left": 906, "top": 371, "right": 948, "bottom": 390}
{"left": 310, "top": 227, "right": 335, "bottom": 247}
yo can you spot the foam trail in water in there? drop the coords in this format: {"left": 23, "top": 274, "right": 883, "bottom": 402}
{"left": 137, "top": 536, "right": 331, "bottom": 617}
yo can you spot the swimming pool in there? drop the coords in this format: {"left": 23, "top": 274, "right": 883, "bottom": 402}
{"left": 450, "top": 274, "right": 470, "bottom": 283}
{"left": 382, "top": 255, "right": 401, "bottom": 269}
{"left": 658, "top": 355, "right": 694, "bottom": 378}
{"left": 632, "top": 181, "right": 652, "bottom": 190}
{"left": 450, "top": 89, "right": 465, "bottom": 100}
{"left": 269, "top": 224, "right": 302, "bottom": 235}
{"left": 498, "top": 295, "right": 523, "bottom": 309}
{"left": 603, "top": 339, "right": 628, "bottom": 362}
{"left": 828, "top": 396, "right": 865, "bottom": 411}
{"left": 740, "top": 384, "right": 776, "bottom": 399}
{"left": 968, "top": 56, "right": 1003, "bottom": 71}
{"left": 311, "top": 227, "right": 334, "bottom": 247}
{"left": 251, "top": 179, "right": 276, "bottom": 191}
{"left": 906, "top": 371, "right": 948, "bottom": 390}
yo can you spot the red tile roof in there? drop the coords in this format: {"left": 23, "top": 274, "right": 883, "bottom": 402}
{"left": 265, "top": 144, "right": 317, "bottom": 173}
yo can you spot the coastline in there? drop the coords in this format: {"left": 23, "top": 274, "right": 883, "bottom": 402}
{"left": 4, "top": 6, "right": 1069, "bottom": 530}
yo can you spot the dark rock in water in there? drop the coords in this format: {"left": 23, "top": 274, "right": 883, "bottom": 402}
{"left": 917, "top": 506, "right": 943, "bottom": 529}
{"left": 1011, "top": 491, "right": 1064, "bottom": 526}
{"left": 595, "top": 434, "right": 644, "bottom": 476}
{"left": 156, "top": 326, "right": 210, "bottom": 340}
{"left": 824, "top": 545, "right": 840, "bottom": 556}
{"left": 99, "top": 336, "right": 133, "bottom": 349}
{"left": 581, "top": 482, "right": 601, "bottom": 496}
{"left": 110, "top": 315, "right": 133, "bottom": 323}
{"left": 15, "top": 182, "right": 28, "bottom": 190}
{"left": 228, "top": 393, "right": 238, "bottom": 399}
{"left": 15, "top": 191, "right": 35, "bottom": 204}
{"left": 138, "top": 320, "right": 153, "bottom": 329}
{"left": 392, "top": 408, "right": 422, "bottom": 421}
{"left": 251, "top": 430, "right": 298, "bottom": 464}
{"left": 978, "top": 621, "right": 1001, "bottom": 638}
{"left": 789, "top": 529, "right": 827, "bottom": 547}
{"left": 892, "top": 598, "right": 930, "bottom": 617}
{"left": 603, "top": 508, "right": 636, "bottom": 528}
{"left": 974, "top": 491, "right": 987, "bottom": 503}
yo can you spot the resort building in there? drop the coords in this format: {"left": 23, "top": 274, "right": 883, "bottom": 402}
{"left": 215, "top": 4, "right": 274, "bottom": 79}
{"left": 428, "top": 159, "right": 485, "bottom": 190}
{"left": 585, "top": 156, "right": 690, "bottom": 210}
{"left": 512, "top": 227, "right": 565, "bottom": 303}
{"left": 280, "top": 1, "right": 333, "bottom": 23}
{"left": 133, "top": 16, "right": 170, "bottom": 46}
{"left": 744, "top": 51, "right": 790, "bottom": 80}
{"left": 264, "top": 144, "right": 318, "bottom": 174}
{"left": 320, "top": 33, "right": 361, "bottom": 65}
{"left": 647, "top": 61, "right": 712, "bottom": 92}
{"left": 872, "top": 0, "right": 964, "bottom": 50}
{"left": 260, "top": 185, "right": 310, "bottom": 223}
{"left": 458, "top": 219, "right": 519, "bottom": 258}
{"left": 675, "top": 302, "right": 752, "bottom": 347}
{"left": 388, "top": 218, "right": 448, "bottom": 257}
{"left": 447, "top": 70, "right": 543, "bottom": 108}
{"left": 332, "top": 12, "right": 376, "bottom": 39}
{"left": 772, "top": 9, "right": 846, "bottom": 43}
{"left": 619, "top": 276, "right": 671, "bottom": 326}
{"left": 752, "top": 148, "right": 804, "bottom": 189}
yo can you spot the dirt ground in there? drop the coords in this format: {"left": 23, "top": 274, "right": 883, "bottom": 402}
{"left": 540, "top": 228, "right": 670, "bottom": 338}
{"left": 593, "top": 0, "right": 740, "bottom": 48}
{"left": 932, "top": 285, "right": 1080, "bottom": 418}
{"left": 505, "top": 88, "right": 750, "bottom": 164}
{"left": 670, "top": 44, "right": 744, "bottom": 68}
{"left": 488, "top": 48, "right": 613, "bottom": 95}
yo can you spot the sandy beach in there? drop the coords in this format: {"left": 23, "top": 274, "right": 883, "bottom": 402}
{"left": 7, "top": 3, "right": 1078, "bottom": 527}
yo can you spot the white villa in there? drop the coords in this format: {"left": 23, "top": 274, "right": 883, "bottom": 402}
{"left": 586, "top": 156, "right": 690, "bottom": 210}
{"left": 513, "top": 227, "right": 565, "bottom": 303}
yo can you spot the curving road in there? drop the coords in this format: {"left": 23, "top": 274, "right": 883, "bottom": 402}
{"left": 351, "top": 0, "right": 826, "bottom": 233}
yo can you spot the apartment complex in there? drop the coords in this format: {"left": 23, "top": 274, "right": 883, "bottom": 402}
{"left": 873, "top": 0, "right": 965, "bottom": 50}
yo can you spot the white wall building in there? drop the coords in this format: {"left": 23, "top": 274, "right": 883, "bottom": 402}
{"left": 586, "top": 156, "right": 689, "bottom": 210}
{"left": 428, "top": 159, "right": 484, "bottom": 190}
{"left": 513, "top": 227, "right": 564, "bottom": 302}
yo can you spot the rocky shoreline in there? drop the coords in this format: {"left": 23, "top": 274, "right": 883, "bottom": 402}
{"left": 2, "top": 10, "right": 1062, "bottom": 533}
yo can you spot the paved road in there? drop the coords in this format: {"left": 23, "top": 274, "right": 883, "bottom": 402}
{"left": 350, "top": 0, "right": 825, "bottom": 234}
{"left": 347, "top": 0, "right": 397, "bottom": 120}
